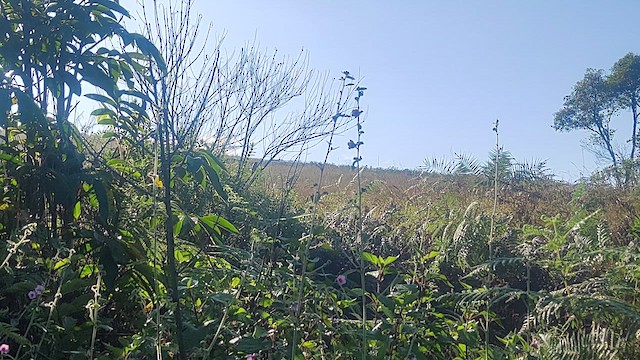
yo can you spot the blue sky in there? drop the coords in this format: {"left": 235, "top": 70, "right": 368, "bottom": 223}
{"left": 123, "top": 0, "right": 640, "bottom": 181}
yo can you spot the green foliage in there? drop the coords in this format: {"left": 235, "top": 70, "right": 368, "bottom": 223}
{"left": 555, "top": 53, "right": 640, "bottom": 185}
{"left": 422, "top": 150, "right": 551, "bottom": 185}
{"left": 1, "top": 1, "right": 639, "bottom": 359}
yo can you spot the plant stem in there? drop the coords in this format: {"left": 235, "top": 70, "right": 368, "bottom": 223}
{"left": 486, "top": 119, "right": 500, "bottom": 359}
{"left": 354, "top": 89, "right": 367, "bottom": 360}
{"left": 88, "top": 273, "right": 101, "bottom": 360}
{"left": 159, "top": 82, "right": 187, "bottom": 359}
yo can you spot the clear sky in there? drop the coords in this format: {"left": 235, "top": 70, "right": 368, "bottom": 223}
{"left": 123, "top": 0, "right": 640, "bottom": 181}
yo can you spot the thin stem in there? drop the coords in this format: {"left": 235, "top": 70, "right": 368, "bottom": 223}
{"left": 291, "top": 75, "right": 348, "bottom": 358}
{"left": 486, "top": 119, "right": 500, "bottom": 359}
{"left": 88, "top": 273, "right": 102, "bottom": 360}
{"left": 152, "top": 118, "right": 163, "bottom": 360}
{"left": 354, "top": 89, "right": 367, "bottom": 360}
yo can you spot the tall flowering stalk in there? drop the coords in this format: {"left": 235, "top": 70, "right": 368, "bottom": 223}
{"left": 349, "top": 83, "right": 367, "bottom": 359}
{"left": 485, "top": 119, "right": 500, "bottom": 359}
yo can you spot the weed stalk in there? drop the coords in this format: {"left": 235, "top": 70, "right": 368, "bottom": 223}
{"left": 486, "top": 119, "right": 500, "bottom": 359}
{"left": 351, "top": 83, "right": 367, "bottom": 360}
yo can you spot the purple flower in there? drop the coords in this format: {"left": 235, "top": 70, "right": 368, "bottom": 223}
{"left": 35, "top": 284, "right": 44, "bottom": 295}
{"left": 28, "top": 290, "right": 37, "bottom": 300}
{"left": 0, "top": 343, "right": 8, "bottom": 354}
{"left": 531, "top": 337, "right": 539, "bottom": 349}
{"left": 246, "top": 354, "right": 257, "bottom": 360}
{"left": 336, "top": 274, "right": 347, "bottom": 286}
{"left": 407, "top": 356, "right": 416, "bottom": 360}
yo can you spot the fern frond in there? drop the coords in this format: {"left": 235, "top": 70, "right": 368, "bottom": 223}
{"left": 462, "top": 257, "right": 525, "bottom": 279}
{"left": 536, "top": 324, "right": 623, "bottom": 360}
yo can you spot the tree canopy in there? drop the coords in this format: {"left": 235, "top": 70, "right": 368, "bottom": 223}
{"left": 554, "top": 53, "right": 640, "bottom": 184}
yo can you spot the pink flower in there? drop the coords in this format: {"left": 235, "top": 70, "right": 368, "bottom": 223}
{"left": 0, "top": 343, "right": 8, "bottom": 354}
{"left": 35, "top": 284, "right": 45, "bottom": 295}
{"left": 531, "top": 337, "right": 539, "bottom": 349}
{"left": 246, "top": 354, "right": 257, "bottom": 360}
{"left": 28, "top": 290, "right": 37, "bottom": 300}
{"left": 336, "top": 274, "right": 347, "bottom": 286}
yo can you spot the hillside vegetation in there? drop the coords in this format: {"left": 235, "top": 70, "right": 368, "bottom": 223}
{"left": 1, "top": 1, "right": 639, "bottom": 359}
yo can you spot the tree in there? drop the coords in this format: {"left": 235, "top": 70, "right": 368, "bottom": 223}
{"left": 0, "top": 0, "right": 164, "bottom": 357}
{"left": 553, "top": 69, "right": 620, "bottom": 180}
{"left": 133, "top": 0, "right": 354, "bottom": 190}
{"left": 608, "top": 53, "right": 640, "bottom": 160}
{"left": 555, "top": 54, "right": 640, "bottom": 185}
{"left": 0, "top": 0, "right": 153, "bottom": 269}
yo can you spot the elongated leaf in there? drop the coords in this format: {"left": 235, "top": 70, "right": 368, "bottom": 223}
{"left": 0, "top": 323, "right": 30, "bottom": 346}
{"left": 62, "top": 72, "right": 82, "bottom": 96}
{"left": 173, "top": 215, "right": 184, "bottom": 237}
{"left": 73, "top": 201, "right": 81, "bottom": 220}
{"left": 79, "top": 62, "right": 117, "bottom": 97}
{"left": 214, "top": 216, "right": 239, "bottom": 234}
{"left": 85, "top": 93, "right": 116, "bottom": 107}
{"left": 201, "top": 160, "right": 227, "bottom": 202}
{"left": 117, "top": 89, "right": 153, "bottom": 104}
{"left": 91, "top": 0, "right": 130, "bottom": 17}
{"left": 91, "top": 107, "right": 116, "bottom": 117}
{"left": 125, "top": 33, "right": 166, "bottom": 74}
{"left": 88, "top": 179, "right": 110, "bottom": 224}
{"left": 200, "top": 215, "right": 238, "bottom": 234}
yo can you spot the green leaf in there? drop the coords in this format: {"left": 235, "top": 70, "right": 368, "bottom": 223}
{"left": 80, "top": 264, "right": 99, "bottom": 278}
{"left": 99, "top": 247, "right": 119, "bottom": 289}
{"left": 85, "top": 93, "right": 116, "bottom": 107}
{"left": 215, "top": 216, "right": 239, "bottom": 234}
{"left": 362, "top": 252, "right": 381, "bottom": 267}
{"left": 376, "top": 294, "right": 396, "bottom": 318}
{"left": 91, "top": 108, "right": 116, "bottom": 117}
{"left": 53, "top": 258, "right": 70, "bottom": 271}
{"left": 424, "top": 251, "right": 439, "bottom": 260}
{"left": 126, "top": 33, "right": 167, "bottom": 74}
{"left": 173, "top": 216, "right": 184, "bottom": 237}
{"left": 81, "top": 177, "right": 111, "bottom": 224}
{"left": 381, "top": 255, "right": 398, "bottom": 266}
{"left": 302, "top": 340, "right": 316, "bottom": 349}
{"left": 62, "top": 72, "right": 82, "bottom": 96}
{"left": 106, "top": 159, "right": 126, "bottom": 166}
{"left": 96, "top": 115, "right": 116, "bottom": 126}
{"left": 91, "top": 0, "right": 130, "bottom": 17}
{"left": 201, "top": 161, "right": 227, "bottom": 201}
{"left": 92, "top": 180, "right": 110, "bottom": 223}
{"left": 119, "top": 89, "right": 153, "bottom": 103}
{"left": 0, "top": 322, "right": 30, "bottom": 346}
{"left": 73, "top": 201, "right": 81, "bottom": 220}
{"left": 133, "top": 262, "right": 165, "bottom": 288}
{"left": 79, "top": 63, "right": 117, "bottom": 97}
{"left": 200, "top": 215, "right": 239, "bottom": 234}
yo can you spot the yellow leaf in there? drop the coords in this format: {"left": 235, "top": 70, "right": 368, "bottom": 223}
{"left": 143, "top": 302, "right": 153, "bottom": 314}
{"left": 154, "top": 176, "right": 163, "bottom": 188}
